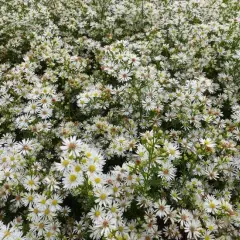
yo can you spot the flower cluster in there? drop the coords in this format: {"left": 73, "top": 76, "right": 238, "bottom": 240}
{"left": 0, "top": 0, "right": 240, "bottom": 239}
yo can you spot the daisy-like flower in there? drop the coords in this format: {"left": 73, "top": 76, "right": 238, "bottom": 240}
{"left": 30, "top": 221, "right": 48, "bottom": 236}
{"left": 154, "top": 199, "right": 170, "bottom": 218}
{"left": 38, "top": 106, "right": 53, "bottom": 119}
{"left": 86, "top": 159, "right": 102, "bottom": 178}
{"left": 94, "top": 187, "right": 112, "bottom": 207}
{"left": 63, "top": 171, "right": 83, "bottom": 189}
{"left": 170, "top": 190, "right": 181, "bottom": 202}
{"left": 164, "top": 141, "right": 181, "bottom": 160}
{"left": 44, "top": 230, "right": 56, "bottom": 240}
{"left": 77, "top": 96, "right": 88, "bottom": 108}
{"left": 10, "top": 194, "right": 23, "bottom": 209}
{"left": 177, "top": 209, "right": 192, "bottom": 227}
{"left": 22, "top": 193, "right": 35, "bottom": 207}
{"left": 201, "top": 230, "right": 215, "bottom": 240}
{"left": 205, "top": 219, "right": 218, "bottom": 232}
{"left": 55, "top": 157, "right": 72, "bottom": 172}
{"left": 0, "top": 223, "right": 12, "bottom": 239}
{"left": 136, "top": 144, "right": 149, "bottom": 161}
{"left": 158, "top": 162, "right": 176, "bottom": 181}
{"left": 49, "top": 194, "right": 63, "bottom": 212}
{"left": 24, "top": 101, "right": 40, "bottom": 114}
{"left": 142, "top": 220, "right": 158, "bottom": 234}
{"left": 219, "top": 198, "right": 234, "bottom": 215}
{"left": 60, "top": 206, "right": 71, "bottom": 217}
{"left": 205, "top": 166, "right": 219, "bottom": 180}
{"left": 60, "top": 136, "right": 82, "bottom": 157}
{"left": 91, "top": 174, "right": 105, "bottom": 188}
{"left": 163, "top": 224, "right": 179, "bottom": 239}
{"left": 15, "top": 139, "right": 36, "bottom": 155}
{"left": 0, "top": 223, "right": 25, "bottom": 240}
{"left": 73, "top": 220, "right": 87, "bottom": 235}
{"left": 38, "top": 96, "right": 52, "bottom": 107}
{"left": 35, "top": 194, "right": 48, "bottom": 211}
{"left": 28, "top": 206, "right": 41, "bottom": 221}
{"left": 184, "top": 220, "right": 202, "bottom": 239}
{"left": 15, "top": 114, "right": 35, "bottom": 130}
{"left": 92, "top": 214, "right": 116, "bottom": 238}
{"left": 23, "top": 176, "right": 40, "bottom": 191}
{"left": 200, "top": 138, "right": 216, "bottom": 149}
{"left": 204, "top": 195, "right": 220, "bottom": 214}
{"left": 108, "top": 202, "right": 122, "bottom": 217}
{"left": 115, "top": 221, "right": 129, "bottom": 238}
{"left": 142, "top": 97, "right": 157, "bottom": 111}
{"left": 118, "top": 69, "right": 132, "bottom": 82}
{"left": 43, "top": 176, "right": 60, "bottom": 191}
{"left": 88, "top": 205, "right": 105, "bottom": 221}
{"left": 38, "top": 207, "right": 56, "bottom": 220}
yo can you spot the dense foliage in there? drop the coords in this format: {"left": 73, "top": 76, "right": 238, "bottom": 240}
{"left": 0, "top": 0, "right": 240, "bottom": 239}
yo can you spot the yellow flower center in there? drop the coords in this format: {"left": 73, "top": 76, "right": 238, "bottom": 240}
{"left": 33, "top": 208, "right": 39, "bottom": 214}
{"left": 28, "top": 180, "right": 34, "bottom": 186}
{"left": 100, "top": 193, "right": 107, "bottom": 200}
{"left": 46, "top": 232, "right": 52, "bottom": 237}
{"left": 39, "top": 223, "right": 44, "bottom": 229}
{"left": 69, "top": 174, "right": 77, "bottom": 182}
{"left": 75, "top": 165, "right": 81, "bottom": 172}
{"left": 44, "top": 208, "right": 50, "bottom": 215}
{"left": 89, "top": 165, "right": 96, "bottom": 173}
{"left": 111, "top": 207, "right": 117, "bottom": 213}
{"left": 28, "top": 195, "right": 33, "bottom": 201}
{"left": 52, "top": 199, "right": 58, "bottom": 205}
{"left": 86, "top": 152, "right": 92, "bottom": 158}
{"left": 169, "top": 149, "right": 176, "bottom": 155}
{"left": 208, "top": 225, "right": 214, "bottom": 231}
{"left": 119, "top": 226, "right": 124, "bottom": 232}
{"left": 95, "top": 177, "right": 101, "bottom": 183}
{"left": 62, "top": 159, "right": 69, "bottom": 167}
{"left": 82, "top": 158, "right": 87, "bottom": 164}
{"left": 95, "top": 210, "right": 101, "bottom": 217}
{"left": 209, "top": 202, "right": 216, "bottom": 209}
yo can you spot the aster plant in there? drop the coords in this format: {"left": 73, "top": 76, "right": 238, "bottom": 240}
{"left": 0, "top": 0, "right": 240, "bottom": 239}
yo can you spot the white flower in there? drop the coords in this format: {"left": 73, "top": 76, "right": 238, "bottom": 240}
{"left": 200, "top": 138, "right": 216, "bottom": 149}
{"left": 55, "top": 157, "right": 72, "bottom": 172}
{"left": 164, "top": 141, "right": 181, "bottom": 160}
{"left": 158, "top": 162, "right": 176, "bottom": 181}
{"left": 204, "top": 195, "right": 220, "bottom": 214}
{"left": 86, "top": 159, "right": 102, "bottom": 178}
{"left": 142, "top": 97, "right": 156, "bottom": 111}
{"left": 154, "top": 199, "right": 170, "bottom": 218}
{"left": 23, "top": 176, "right": 40, "bottom": 191}
{"left": 88, "top": 205, "right": 105, "bottom": 221}
{"left": 118, "top": 69, "right": 132, "bottom": 82}
{"left": 49, "top": 194, "right": 63, "bottom": 212}
{"left": 94, "top": 187, "right": 112, "bottom": 207}
{"left": 60, "top": 136, "right": 82, "bottom": 157}
{"left": 63, "top": 171, "right": 83, "bottom": 189}
{"left": 205, "top": 166, "right": 219, "bottom": 180}
{"left": 38, "top": 106, "right": 53, "bottom": 119}
{"left": 177, "top": 209, "right": 192, "bottom": 227}
{"left": 91, "top": 214, "right": 116, "bottom": 238}
{"left": 184, "top": 220, "right": 202, "bottom": 239}
{"left": 15, "top": 139, "right": 36, "bottom": 155}
{"left": 22, "top": 193, "right": 35, "bottom": 207}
